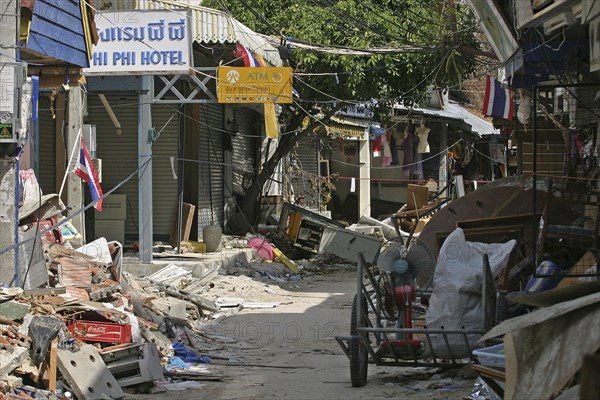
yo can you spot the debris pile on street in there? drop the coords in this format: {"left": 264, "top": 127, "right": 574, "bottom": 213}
{"left": 0, "top": 228, "right": 308, "bottom": 399}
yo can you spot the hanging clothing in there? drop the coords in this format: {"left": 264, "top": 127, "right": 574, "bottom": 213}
{"left": 381, "top": 133, "right": 392, "bottom": 167}
{"left": 403, "top": 129, "right": 412, "bottom": 177}
{"left": 414, "top": 152, "right": 424, "bottom": 180}
{"left": 413, "top": 132, "right": 423, "bottom": 178}
{"left": 390, "top": 133, "right": 399, "bottom": 165}
{"left": 373, "top": 135, "right": 382, "bottom": 157}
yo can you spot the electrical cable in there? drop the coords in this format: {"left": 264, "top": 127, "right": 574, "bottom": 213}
{"left": 0, "top": 158, "right": 152, "bottom": 258}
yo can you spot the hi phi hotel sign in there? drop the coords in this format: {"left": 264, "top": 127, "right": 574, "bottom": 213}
{"left": 84, "top": 10, "right": 192, "bottom": 76}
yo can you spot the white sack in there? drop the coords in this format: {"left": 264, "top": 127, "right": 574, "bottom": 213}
{"left": 425, "top": 227, "right": 516, "bottom": 359}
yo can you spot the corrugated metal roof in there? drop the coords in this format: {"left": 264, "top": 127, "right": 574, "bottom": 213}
{"left": 135, "top": 0, "right": 282, "bottom": 66}
{"left": 394, "top": 101, "right": 497, "bottom": 137}
{"left": 446, "top": 102, "right": 497, "bottom": 136}
{"left": 327, "top": 116, "right": 370, "bottom": 138}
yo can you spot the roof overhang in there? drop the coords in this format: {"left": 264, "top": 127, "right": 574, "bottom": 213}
{"left": 20, "top": 0, "right": 98, "bottom": 68}
{"left": 140, "top": 0, "right": 282, "bottom": 66}
{"left": 392, "top": 101, "right": 497, "bottom": 138}
{"left": 327, "top": 116, "right": 370, "bottom": 139}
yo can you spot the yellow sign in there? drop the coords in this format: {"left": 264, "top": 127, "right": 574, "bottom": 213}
{"left": 217, "top": 67, "right": 293, "bottom": 104}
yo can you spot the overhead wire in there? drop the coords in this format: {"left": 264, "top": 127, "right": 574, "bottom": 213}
{"left": 81, "top": 0, "right": 483, "bottom": 167}
{"left": 87, "top": 0, "right": 460, "bottom": 107}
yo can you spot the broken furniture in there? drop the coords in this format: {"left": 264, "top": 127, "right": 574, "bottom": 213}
{"left": 277, "top": 202, "right": 382, "bottom": 263}
{"left": 389, "top": 196, "right": 450, "bottom": 239}
{"left": 536, "top": 178, "right": 600, "bottom": 282}
{"left": 480, "top": 290, "right": 600, "bottom": 400}
{"left": 100, "top": 342, "right": 164, "bottom": 387}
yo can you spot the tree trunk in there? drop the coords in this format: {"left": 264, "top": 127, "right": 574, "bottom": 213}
{"left": 242, "top": 104, "right": 345, "bottom": 227}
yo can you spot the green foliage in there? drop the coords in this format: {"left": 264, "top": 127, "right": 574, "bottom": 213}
{"left": 203, "top": 0, "right": 480, "bottom": 109}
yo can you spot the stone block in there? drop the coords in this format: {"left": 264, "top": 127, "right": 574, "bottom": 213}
{"left": 57, "top": 344, "right": 124, "bottom": 399}
{"left": 0, "top": 346, "right": 28, "bottom": 378}
{"left": 149, "top": 297, "right": 188, "bottom": 319}
{"left": 0, "top": 300, "right": 31, "bottom": 320}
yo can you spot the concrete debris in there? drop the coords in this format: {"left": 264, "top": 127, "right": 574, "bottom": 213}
{"left": 57, "top": 344, "right": 125, "bottom": 400}
{"left": 0, "top": 220, "right": 318, "bottom": 398}
{"left": 0, "top": 346, "right": 29, "bottom": 379}
{"left": 0, "top": 300, "right": 31, "bottom": 321}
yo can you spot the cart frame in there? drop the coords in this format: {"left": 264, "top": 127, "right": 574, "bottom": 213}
{"left": 335, "top": 251, "right": 495, "bottom": 387}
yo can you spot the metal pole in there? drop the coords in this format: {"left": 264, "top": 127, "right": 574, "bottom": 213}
{"left": 176, "top": 104, "right": 184, "bottom": 253}
{"left": 532, "top": 85, "right": 538, "bottom": 267}
{"left": 138, "top": 76, "right": 153, "bottom": 263}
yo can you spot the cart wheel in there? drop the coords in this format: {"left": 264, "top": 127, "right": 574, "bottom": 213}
{"left": 350, "top": 294, "right": 369, "bottom": 387}
{"left": 495, "top": 291, "right": 508, "bottom": 324}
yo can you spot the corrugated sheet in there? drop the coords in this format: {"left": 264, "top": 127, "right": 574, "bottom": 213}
{"left": 393, "top": 101, "right": 495, "bottom": 138}
{"left": 26, "top": 0, "right": 89, "bottom": 67}
{"left": 38, "top": 95, "right": 56, "bottom": 195}
{"left": 232, "top": 107, "right": 258, "bottom": 195}
{"left": 89, "top": 96, "right": 179, "bottom": 240}
{"left": 131, "top": 0, "right": 282, "bottom": 65}
{"left": 150, "top": 104, "right": 180, "bottom": 240}
{"left": 88, "top": 97, "right": 139, "bottom": 239}
{"left": 327, "top": 116, "right": 370, "bottom": 138}
{"left": 138, "top": 0, "right": 235, "bottom": 43}
{"left": 290, "top": 135, "right": 321, "bottom": 208}
{"left": 197, "top": 104, "right": 225, "bottom": 237}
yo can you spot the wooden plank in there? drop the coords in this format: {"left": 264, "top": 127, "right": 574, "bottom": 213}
{"left": 35, "top": 0, "right": 84, "bottom": 30}
{"left": 504, "top": 303, "right": 600, "bottom": 400}
{"left": 47, "top": 338, "right": 58, "bottom": 392}
{"left": 481, "top": 291, "right": 600, "bottom": 341}
{"left": 456, "top": 213, "right": 540, "bottom": 229}
{"left": 508, "top": 280, "right": 600, "bottom": 308}
{"left": 406, "top": 184, "right": 428, "bottom": 210}
{"left": 169, "top": 202, "right": 196, "bottom": 247}
{"left": 580, "top": 353, "right": 600, "bottom": 399}
{"left": 41, "top": 337, "right": 58, "bottom": 390}
{"left": 470, "top": 363, "right": 506, "bottom": 380}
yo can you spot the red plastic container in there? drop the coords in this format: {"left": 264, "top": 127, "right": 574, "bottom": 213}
{"left": 69, "top": 320, "right": 132, "bottom": 344}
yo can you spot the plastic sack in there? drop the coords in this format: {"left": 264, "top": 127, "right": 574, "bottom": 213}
{"left": 425, "top": 228, "right": 516, "bottom": 359}
{"left": 19, "top": 169, "right": 42, "bottom": 206}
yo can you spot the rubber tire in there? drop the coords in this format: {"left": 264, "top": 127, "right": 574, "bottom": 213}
{"left": 495, "top": 291, "right": 508, "bottom": 324}
{"left": 350, "top": 294, "right": 369, "bottom": 387}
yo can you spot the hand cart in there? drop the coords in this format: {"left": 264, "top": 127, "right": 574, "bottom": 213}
{"left": 335, "top": 244, "right": 496, "bottom": 387}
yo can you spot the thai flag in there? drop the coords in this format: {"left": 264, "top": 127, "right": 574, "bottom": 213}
{"left": 234, "top": 42, "right": 263, "bottom": 67}
{"left": 74, "top": 137, "right": 103, "bottom": 211}
{"left": 483, "top": 75, "right": 514, "bottom": 120}
{"left": 233, "top": 41, "right": 299, "bottom": 99}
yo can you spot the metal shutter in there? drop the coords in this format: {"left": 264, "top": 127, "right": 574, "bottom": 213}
{"left": 88, "top": 97, "right": 179, "bottom": 241}
{"left": 88, "top": 96, "right": 139, "bottom": 239}
{"left": 231, "top": 107, "right": 258, "bottom": 195}
{"left": 198, "top": 103, "right": 224, "bottom": 237}
{"left": 150, "top": 104, "right": 180, "bottom": 240}
{"left": 37, "top": 95, "right": 55, "bottom": 196}
{"left": 290, "top": 134, "right": 320, "bottom": 207}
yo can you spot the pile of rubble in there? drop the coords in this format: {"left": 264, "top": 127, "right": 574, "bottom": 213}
{"left": 0, "top": 233, "right": 302, "bottom": 400}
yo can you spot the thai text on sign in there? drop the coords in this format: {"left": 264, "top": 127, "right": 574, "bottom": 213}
{"left": 217, "top": 67, "right": 293, "bottom": 104}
